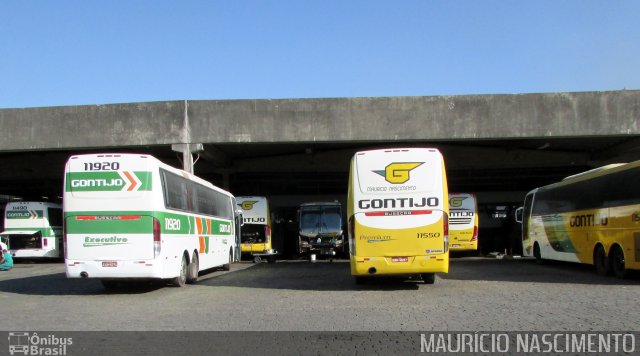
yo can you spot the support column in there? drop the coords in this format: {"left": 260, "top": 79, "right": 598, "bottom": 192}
{"left": 171, "top": 143, "right": 203, "bottom": 174}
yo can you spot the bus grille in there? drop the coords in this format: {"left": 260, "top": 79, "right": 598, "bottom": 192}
{"left": 449, "top": 217, "right": 472, "bottom": 225}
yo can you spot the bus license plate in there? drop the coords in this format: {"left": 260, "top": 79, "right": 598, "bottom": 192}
{"left": 102, "top": 261, "right": 117, "bottom": 267}
{"left": 391, "top": 257, "right": 408, "bottom": 263}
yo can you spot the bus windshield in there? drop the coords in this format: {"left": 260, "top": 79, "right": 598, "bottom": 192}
{"left": 300, "top": 206, "right": 341, "bottom": 235}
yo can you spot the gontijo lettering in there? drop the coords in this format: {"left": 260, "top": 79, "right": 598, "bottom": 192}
{"left": 358, "top": 197, "right": 439, "bottom": 209}
{"left": 65, "top": 171, "right": 152, "bottom": 192}
{"left": 71, "top": 178, "right": 123, "bottom": 188}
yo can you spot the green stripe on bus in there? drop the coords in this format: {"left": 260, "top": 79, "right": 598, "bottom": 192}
{"left": 6, "top": 210, "right": 43, "bottom": 219}
{"left": 64, "top": 211, "right": 233, "bottom": 235}
{"left": 65, "top": 171, "right": 153, "bottom": 192}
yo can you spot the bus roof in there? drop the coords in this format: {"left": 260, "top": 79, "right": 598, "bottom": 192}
{"left": 300, "top": 201, "right": 341, "bottom": 207}
{"left": 535, "top": 160, "right": 640, "bottom": 193}
{"left": 66, "top": 153, "right": 234, "bottom": 198}
{"left": 5, "top": 201, "right": 61, "bottom": 208}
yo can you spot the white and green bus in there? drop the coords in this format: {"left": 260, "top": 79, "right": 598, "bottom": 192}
{"left": 63, "top": 153, "right": 241, "bottom": 288}
{"left": 0, "top": 201, "right": 63, "bottom": 258}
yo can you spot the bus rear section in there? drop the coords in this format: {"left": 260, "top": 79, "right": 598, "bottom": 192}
{"left": 237, "top": 196, "right": 277, "bottom": 263}
{"left": 0, "top": 201, "right": 63, "bottom": 259}
{"left": 63, "top": 154, "right": 166, "bottom": 280}
{"left": 448, "top": 193, "right": 478, "bottom": 251}
{"left": 348, "top": 148, "right": 449, "bottom": 284}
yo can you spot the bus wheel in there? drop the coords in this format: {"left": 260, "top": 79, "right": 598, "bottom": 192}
{"left": 610, "top": 245, "right": 628, "bottom": 279}
{"left": 173, "top": 255, "right": 188, "bottom": 287}
{"left": 533, "top": 243, "right": 543, "bottom": 265}
{"left": 253, "top": 256, "right": 262, "bottom": 263}
{"left": 187, "top": 253, "right": 199, "bottom": 284}
{"left": 421, "top": 273, "right": 435, "bottom": 284}
{"left": 594, "top": 245, "right": 609, "bottom": 276}
{"left": 223, "top": 249, "right": 232, "bottom": 271}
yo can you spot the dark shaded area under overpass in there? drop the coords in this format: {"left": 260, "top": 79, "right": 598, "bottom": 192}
{"left": 1, "top": 135, "right": 638, "bottom": 202}
{"left": 2, "top": 135, "right": 639, "bottom": 256}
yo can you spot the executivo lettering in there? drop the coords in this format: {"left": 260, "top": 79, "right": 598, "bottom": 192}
{"left": 83, "top": 236, "right": 129, "bottom": 247}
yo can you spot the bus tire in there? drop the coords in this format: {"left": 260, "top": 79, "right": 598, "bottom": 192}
{"left": 610, "top": 245, "right": 628, "bottom": 279}
{"left": 223, "top": 249, "right": 232, "bottom": 271}
{"left": 594, "top": 245, "right": 609, "bottom": 276}
{"left": 173, "top": 254, "right": 188, "bottom": 287}
{"left": 533, "top": 243, "right": 543, "bottom": 265}
{"left": 187, "top": 252, "right": 199, "bottom": 284}
{"left": 421, "top": 273, "right": 435, "bottom": 284}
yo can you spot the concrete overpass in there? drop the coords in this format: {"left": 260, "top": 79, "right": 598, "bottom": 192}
{"left": 0, "top": 90, "right": 639, "bottom": 204}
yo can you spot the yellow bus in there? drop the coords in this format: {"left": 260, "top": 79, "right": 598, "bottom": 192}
{"left": 347, "top": 148, "right": 449, "bottom": 284}
{"left": 237, "top": 196, "right": 277, "bottom": 263}
{"left": 517, "top": 161, "right": 640, "bottom": 278}
{"left": 448, "top": 193, "right": 478, "bottom": 251}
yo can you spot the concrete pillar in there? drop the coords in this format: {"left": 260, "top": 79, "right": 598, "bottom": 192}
{"left": 171, "top": 143, "right": 203, "bottom": 174}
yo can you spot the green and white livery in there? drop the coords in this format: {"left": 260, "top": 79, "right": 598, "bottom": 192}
{"left": 64, "top": 153, "right": 242, "bottom": 288}
{"left": 1, "top": 201, "right": 63, "bottom": 258}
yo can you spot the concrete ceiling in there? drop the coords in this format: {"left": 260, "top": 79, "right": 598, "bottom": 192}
{"left": 1, "top": 135, "right": 638, "bottom": 203}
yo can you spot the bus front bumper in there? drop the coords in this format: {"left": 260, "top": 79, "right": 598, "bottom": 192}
{"left": 65, "top": 259, "right": 164, "bottom": 279}
{"left": 449, "top": 241, "right": 478, "bottom": 251}
{"left": 351, "top": 255, "right": 449, "bottom": 276}
{"left": 11, "top": 249, "right": 59, "bottom": 258}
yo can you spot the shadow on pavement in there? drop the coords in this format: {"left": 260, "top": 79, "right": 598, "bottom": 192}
{"left": 0, "top": 272, "right": 166, "bottom": 296}
{"left": 439, "top": 257, "right": 640, "bottom": 285}
{"left": 198, "top": 261, "right": 422, "bottom": 291}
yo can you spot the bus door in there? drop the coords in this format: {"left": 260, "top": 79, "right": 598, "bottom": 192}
{"left": 521, "top": 192, "right": 534, "bottom": 256}
{"left": 234, "top": 207, "right": 243, "bottom": 262}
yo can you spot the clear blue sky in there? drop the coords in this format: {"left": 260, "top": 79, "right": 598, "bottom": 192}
{"left": 1, "top": 1, "right": 638, "bottom": 108}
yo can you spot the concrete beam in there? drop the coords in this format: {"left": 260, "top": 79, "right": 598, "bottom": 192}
{"left": 188, "top": 90, "right": 640, "bottom": 143}
{"left": 0, "top": 90, "right": 638, "bottom": 152}
{"left": 0, "top": 101, "right": 186, "bottom": 151}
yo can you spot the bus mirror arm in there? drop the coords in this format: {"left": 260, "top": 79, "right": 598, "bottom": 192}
{"left": 514, "top": 207, "right": 523, "bottom": 223}
{"left": 235, "top": 209, "right": 245, "bottom": 226}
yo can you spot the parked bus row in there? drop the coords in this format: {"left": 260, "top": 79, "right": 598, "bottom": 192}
{"left": 5, "top": 148, "right": 635, "bottom": 289}
{"left": 0, "top": 148, "right": 482, "bottom": 288}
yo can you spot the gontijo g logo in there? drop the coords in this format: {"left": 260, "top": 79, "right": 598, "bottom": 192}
{"left": 373, "top": 162, "right": 423, "bottom": 184}
{"left": 449, "top": 196, "right": 468, "bottom": 208}
{"left": 239, "top": 201, "right": 258, "bottom": 211}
